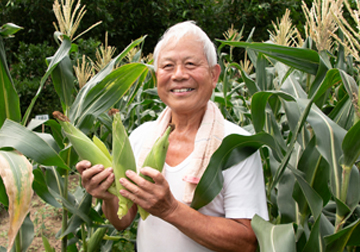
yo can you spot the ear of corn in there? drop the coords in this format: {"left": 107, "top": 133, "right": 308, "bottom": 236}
{"left": 53, "top": 111, "right": 174, "bottom": 221}
{"left": 112, "top": 112, "right": 137, "bottom": 219}
{"left": 138, "top": 124, "right": 174, "bottom": 220}
{"left": 93, "top": 135, "right": 112, "bottom": 161}
{"left": 53, "top": 112, "right": 112, "bottom": 168}
{"left": 52, "top": 111, "right": 117, "bottom": 195}
{"left": 86, "top": 226, "right": 108, "bottom": 252}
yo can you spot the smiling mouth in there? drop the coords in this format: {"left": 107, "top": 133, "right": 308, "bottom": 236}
{"left": 171, "top": 88, "right": 194, "bottom": 93}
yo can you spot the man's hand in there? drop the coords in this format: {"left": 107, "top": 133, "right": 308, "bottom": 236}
{"left": 76, "top": 160, "right": 115, "bottom": 201}
{"left": 119, "top": 167, "right": 179, "bottom": 219}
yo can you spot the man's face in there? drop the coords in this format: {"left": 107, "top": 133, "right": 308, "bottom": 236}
{"left": 155, "top": 35, "right": 220, "bottom": 116}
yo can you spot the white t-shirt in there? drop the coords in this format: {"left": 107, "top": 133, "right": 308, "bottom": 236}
{"left": 129, "top": 120, "right": 268, "bottom": 252}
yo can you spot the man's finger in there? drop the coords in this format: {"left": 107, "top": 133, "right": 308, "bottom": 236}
{"left": 100, "top": 172, "right": 115, "bottom": 191}
{"left": 82, "top": 165, "right": 109, "bottom": 185}
{"left": 140, "top": 167, "right": 165, "bottom": 185}
{"left": 76, "top": 160, "right": 92, "bottom": 174}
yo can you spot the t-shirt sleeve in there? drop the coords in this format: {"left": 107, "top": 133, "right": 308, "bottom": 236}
{"left": 221, "top": 120, "right": 268, "bottom": 220}
{"left": 222, "top": 151, "right": 269, "bottom": 220}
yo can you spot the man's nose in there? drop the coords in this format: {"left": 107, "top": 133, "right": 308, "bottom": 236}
{"left": 172, "top": 64, "right": 188, "bottom": 80}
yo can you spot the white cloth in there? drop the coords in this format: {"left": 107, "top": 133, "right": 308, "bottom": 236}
{"left": 136, "top": 100, "right": 224, "bottom": 204}
{"left": 129, "top": 119, "right": 268, "bottom": 252}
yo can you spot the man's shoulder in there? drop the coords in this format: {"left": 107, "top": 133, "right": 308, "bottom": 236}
{"left": 130, "top": 121, "right": 156, "bottom": 136}
{"left": 128, "top": 121, "right": 157, "bottom": 146}
{"left": 223, "top": 120, "right": 254, "bottom": 137}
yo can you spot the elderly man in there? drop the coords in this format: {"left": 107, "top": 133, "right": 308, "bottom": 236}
{"left": 76, "top": 21, "right": 268, "bottom": 252}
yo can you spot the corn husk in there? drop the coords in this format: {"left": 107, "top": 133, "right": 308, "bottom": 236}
{"left": 138, "top": 124, "right": 174, "bottom": 220}
{"left": 53, "top": 111, "right": 117, "bottom": 195}
{"left": 86, "top": 227, "right": 108, "bottom": 252}
{"left": 112, "top": 112, "right": 137, "bottom": 219}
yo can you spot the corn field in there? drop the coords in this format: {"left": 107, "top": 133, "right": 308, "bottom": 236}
{"left": 1, "top": 0, "right": 360, "bottom": 251}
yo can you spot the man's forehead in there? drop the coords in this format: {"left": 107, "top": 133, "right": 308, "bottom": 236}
{"left": 158, "top": 45, "right": 205, "bottom": 62}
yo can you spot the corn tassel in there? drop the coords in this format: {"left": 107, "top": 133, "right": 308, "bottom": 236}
{"left": 52, "top": 111, "right": 117, "bottom": 195}
{"left": 112, "top": 112, "right": 137, "bottom": 219}
{"left": 138, "top": 124, "right": 174, "bottom": 220}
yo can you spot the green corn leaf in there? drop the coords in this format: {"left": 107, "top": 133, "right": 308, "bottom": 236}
{"left": 32, "top": 167, "right": 61, "bottom": 208}
{"left": 73, "top": 63, "right": 149, "bottom": 133}
{"left": 45, "top": 119, "right": 65, "bottom": 149}
{"left": 22, "top": 34, "right": 72, "bottom": 125}
{"left": 283, "top": 100, "right": 311, "bottom": 149}
{"left": 308, "top": 52, "right": 331, "bottom": 103}
{"left": 0, "top": 119, "right": 68, "bottom": 169}
{"left": 298, "top": 100, "right": 346, "bottom": 200}
{"left": 256, "top": 53, "right": 268, "bottom": 91}
{"left": 218, "top": 40, "right": 320, "bottom": 75}
{"left": 347, "top": 218, "right": 360, "bottom": 246}
{"left": 0, "top": 33, "right": 21, "bottom": 128}
{"left": 345, "top": 166, "right": 360, "bottom": 211}
{"left": 251, "top": 215, "right": 296, "bottom": 252}
{"left": 239, "top": 66, "right": 259, "bottom": 96}
{"left": 290, "top": 167, "right": 323, "bottom": 219}
{"left": 42, "top": 234, "right": 55, "bottom": 252}
{"left": 57, "top": 192, "right": 93, "bottom": 239}
{"left": 312, "top": 69, "right": 343, "bottom": 103}
{"left": 45, "top": 167, "right": 92, "bottom": 225}
{"left": 301, "top": 216, "right": 325, "bottom": 252}
{"left": 295, "top": 137, "right": 331, "bottom": 207}
{"left": 0, "top": 23, "right": 23, "bottom": 37}
{"left": 329, "top": 97, "right": 353, "bottom": 130}
{"left": 278, "top": 63, "right": 307, "bottom": 99}
{"left": 49, "top": 54, "right": 75, "bottom": 114}
{"left": 324, "top": 219, "right": 360, "bottom": 251}
{"left": 191, "top": 132, "right": 281, "bottom": 210}
{"left": 69, "top": 37, "right": 147, "bottom": 131}
{"left": 251, "top": 91, "right": 295, "bottom": 133}
{"left": 277, "top": 169, "right": 297, "bottom": 223}
{"left": 341, "top": 119, "right": 360, "bottom": 168}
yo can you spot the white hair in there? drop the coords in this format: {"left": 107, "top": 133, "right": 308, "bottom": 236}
{"left": 153, "top": 21, "right": 217, "bottom": 71}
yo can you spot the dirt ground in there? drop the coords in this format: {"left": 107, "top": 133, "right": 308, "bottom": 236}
{"left": 0, "top": 174, "right": 80, "bottom": 251}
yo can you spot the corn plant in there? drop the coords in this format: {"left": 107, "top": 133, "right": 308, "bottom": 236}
{"left": 193, "top": 3, "right": 360, "bottom": 251}
{"left": 0, "top": 18, "right": 149, "bottom": 251}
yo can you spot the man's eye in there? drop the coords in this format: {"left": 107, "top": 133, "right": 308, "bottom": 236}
{"left": 163, "top": 64, "right": 173, "bottom": 68}
{"left": 186, "top": 62, "right": 196, "bottom": 68}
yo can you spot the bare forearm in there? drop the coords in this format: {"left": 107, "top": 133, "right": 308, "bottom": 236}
{"left": 163, "top": 202, "right": 257, "bottom": 252}
{"left": 102, "top": 196, "right": 137, "bottom": 231}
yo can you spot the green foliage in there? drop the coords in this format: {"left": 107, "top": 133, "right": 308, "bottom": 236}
{"left": 0, "top": 22, "right": 147, "bottom": 251}
{"left": 11, "top": 41, "right": 60, "bottom": 119}
{"left": 12, "top": 41, "right": 55, "bottom": 79}
{"left": 211, "top": 23, "right": 360, "bottom": 250}
{"left": 0, "top": 0, "right": 309, "bottom": 118}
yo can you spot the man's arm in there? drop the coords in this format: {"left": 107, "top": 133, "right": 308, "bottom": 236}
{"left": 119, "top": 168, "right": 257, "bottom": 252}
{"left": 102, "top": 196, "right": 138, "bottom": 231}
{"left": 164, "top": 203, "right": 257, "bottom": 252}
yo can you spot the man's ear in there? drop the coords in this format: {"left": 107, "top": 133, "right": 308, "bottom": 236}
{"left": 211, "top": 64, "right": 221, "bottom": 88}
